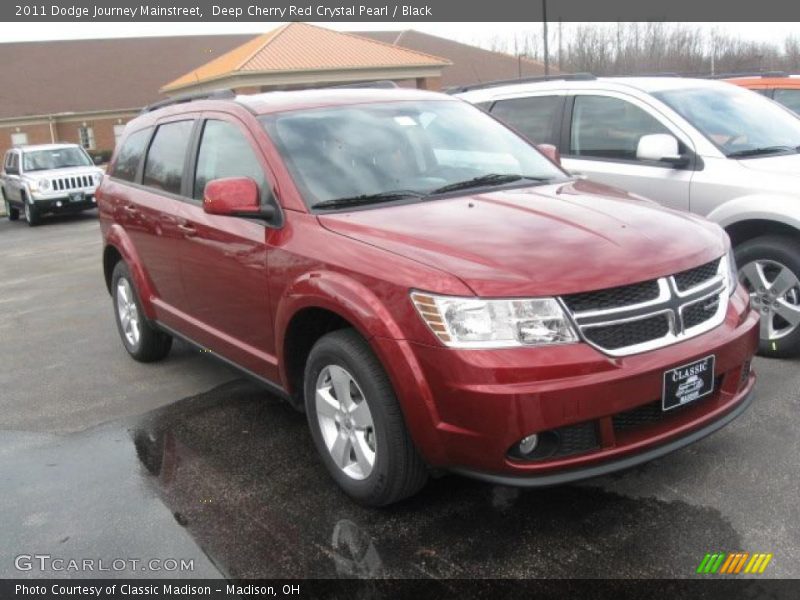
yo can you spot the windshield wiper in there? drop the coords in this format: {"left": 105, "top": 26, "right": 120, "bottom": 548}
{"left": 313, "top": 190, "right": 424, "bottom": 210}
{"left": 428, "top": 173, "right": 551, "bottom": 195}
{"left": 727, "top": 145, "right": 798, "bottom": 158}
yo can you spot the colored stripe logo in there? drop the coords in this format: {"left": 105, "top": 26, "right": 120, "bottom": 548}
{"left": 696, "top": 552, "right": 773, "bottom": 574}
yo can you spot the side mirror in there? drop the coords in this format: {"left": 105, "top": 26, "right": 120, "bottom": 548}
{"left": 537, "top": 143, "right": 561, "bottom": 166}
{"left": 636, "top": 134, "right": 687, "bottom": 166}
{"left": 203, "top": 177, "right": 274, "bottom": 221}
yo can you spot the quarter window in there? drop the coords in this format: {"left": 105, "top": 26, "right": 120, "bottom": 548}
{"left": 142, "top": 120, "right": 194, "bottom": 195}
{"left": 570, "top": 95, "right": 673, "bottom": 161}
{"left": 193, "top": 120, "right": 267, "bottom": 201}
{"left": 491, "top": 96, "right": 563, "bottom": 145}
{"left": 111, "top": 128, "right": 152, "bottom": 183}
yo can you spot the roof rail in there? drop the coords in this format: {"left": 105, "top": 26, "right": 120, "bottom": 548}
{"left": 446, "top": 73, "right": 595, "bottom": 94}
{"left": 327, "top": 80, "right": 399, "bottom": 89}
{"left": 141, "top": 89, "right": 236, "bottom": 114}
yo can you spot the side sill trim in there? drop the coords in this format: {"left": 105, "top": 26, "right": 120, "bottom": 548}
{"left": 155, "top": 321, "right": 290, "bottom": 401}
{"left": 452, "top": 386, "right": 755, "bottom": 488}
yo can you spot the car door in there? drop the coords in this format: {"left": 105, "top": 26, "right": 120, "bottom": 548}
{"left": 116, "top": 118, "right": 195, "bottom": 327}
{"left": 560, "top": 91, "right": 696, "bottom": 211}
{"left": 4, "top": 151, "right": 23, "bottom": 202}
{"left": 177, "top": 113, "right": 279, "bottom": 381}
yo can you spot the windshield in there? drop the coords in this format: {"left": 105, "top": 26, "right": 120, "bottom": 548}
{"left": 23, "top": 147, "right": 93, "bottom": 172}
{"left": 654, "top": 85, "right": 800, "bottom": 158}
{"left": 260, "top": 100, "right": 566, "bottom": 208}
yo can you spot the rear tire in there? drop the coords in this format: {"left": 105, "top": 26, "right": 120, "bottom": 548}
{"left": 111, "top": 261, "right": 172, "bottom": 362}
{"left": 304, "top": 329, "right": 428, "bottom": 506}
{"left": 3, "top": 193, "right": 19, "bottom": 221}
{"left": 735, "top": 235, "right": 800, "bottom": 358}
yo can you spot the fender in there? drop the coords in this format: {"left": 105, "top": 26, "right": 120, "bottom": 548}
{"left": 705, "top": 194, "right": 800, "bottom": 235}
{"left": 104, "top": 223, "right": 157, "bottom": 319}
{"left": 274, "top": 270, "right": 448, "bottom": 464}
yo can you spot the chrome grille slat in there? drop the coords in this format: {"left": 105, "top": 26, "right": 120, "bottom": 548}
{"left": 560, "top": 258, "right": 728, "bottom": 356}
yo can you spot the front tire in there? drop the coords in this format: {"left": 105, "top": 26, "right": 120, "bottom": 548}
{"left": 304, "top": 329, "right": 428, "bottom": 506}
{"left": 111, "top": 261, "right": 172, "bottom": 362}
{"left": 736, "top": 235, "right": 800, "bottom": 358}
{"left": 23, "top": 197, "right": 40, "bottom": 227}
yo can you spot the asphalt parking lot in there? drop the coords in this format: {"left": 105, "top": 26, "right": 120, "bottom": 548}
{"left": 1, "top": 212, "right": 798, "bottom": 579}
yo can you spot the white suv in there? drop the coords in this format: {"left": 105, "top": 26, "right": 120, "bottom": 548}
{"left": 1, "top": 143, "right": 104, "bottom": 226}
{"left": 458, "top": 76, "right": 800, "bottom": 358}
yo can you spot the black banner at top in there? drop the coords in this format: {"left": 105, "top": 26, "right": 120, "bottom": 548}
{"left": 4, "top": 0, "right": 800, "bottom": 22}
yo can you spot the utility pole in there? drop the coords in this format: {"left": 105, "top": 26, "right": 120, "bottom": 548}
{"left": 542, "top": 0, "right": 549, "bottom": 76}
{"left": 558, "top": 19, "right": 563, "bottom": 72}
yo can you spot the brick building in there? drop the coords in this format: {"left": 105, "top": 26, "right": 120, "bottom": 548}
{"left": 0, "top": 24, "right": 553, "bottom": 159}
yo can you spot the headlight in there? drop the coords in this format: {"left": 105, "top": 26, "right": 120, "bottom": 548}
{"left": 93, "top": 172, "right": 103, "bottom": 185}
{"left": 411, "top": 291, "right": 578, "bottom": 348}
{"left": 38, "top": 179, "right": 51, "bottom": 191}
{"left": 720, "top": 248, "right": 738, "bottom": 296}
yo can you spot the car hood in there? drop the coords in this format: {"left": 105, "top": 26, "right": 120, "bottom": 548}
{"left": 736, "top": 152, "right": 800, "bottom": 176}
{"left": 318, "top": 180, "right": 727, "bottom": 297}
{"left": 23, "top": 166, "right": 102, "bottom": 180}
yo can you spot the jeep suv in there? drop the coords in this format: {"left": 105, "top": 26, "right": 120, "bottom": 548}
{"left": 2, "top": 143, "right": 104, "bottom": 226}
{"left": 98, "top": 88, "right": 757, "bottom": 506}
{"left": 457, "top": 76, "right": 800, "bottom": 357}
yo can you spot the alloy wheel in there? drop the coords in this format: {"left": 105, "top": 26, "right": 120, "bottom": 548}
{"left": 315, "top": 365, "right": 376, "bottom": 480}
{"left": 740, "top": 258, "right": 800, "bottom": 341}
{"left": 116, "top": 278, "right": 141, "bottom": 346}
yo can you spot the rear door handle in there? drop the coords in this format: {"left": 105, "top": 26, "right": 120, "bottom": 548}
{"left": 177, "top": 223, "right": 196, "bottom": 236}
{"left": 123, "top": 204, "right": 139, "bottom": 213}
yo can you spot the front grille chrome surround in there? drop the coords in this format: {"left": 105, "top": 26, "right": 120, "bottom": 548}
{"left": 560, "top": 258, "right": 729, "bottom": 357}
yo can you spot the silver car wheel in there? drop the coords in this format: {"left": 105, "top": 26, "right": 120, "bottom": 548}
{"left": 116, "top": 278, "right": 141, "bottom": 347}
{"left": 315, "top": 365, "right": 376, "bottom": 481}
{"left": 740, "top": 259, "right": 800, "bottom": 341}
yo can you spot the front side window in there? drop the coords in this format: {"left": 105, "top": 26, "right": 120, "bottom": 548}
{"left": 193, "top": 120, "right": 267, "bottom": 201}
{"left": 655, "top": 85, "right": 800, "bottom": 157}
{"left": 22, "top": 147, "right": 92, "bottom": 172}
{"left": 143, "top": 120, "right": 194, "bottom": 195}
{"left": 490, "top": 95, "right": 563, "bottom": 145}
{"left": 570, "top": 95, "right": 673, "bottom": 161}
{"left": 261, "top": 100, "right": 566, "bottom": 208}
{"left": 111, "top": 128, "right": 152, "bottom": 183}
{"left": 773, "top": 89, "right": 800, "bottom": 115}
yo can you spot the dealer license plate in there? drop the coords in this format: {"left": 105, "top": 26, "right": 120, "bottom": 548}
{"left": 662, "top": 355, "right": 715, "bottom": 411}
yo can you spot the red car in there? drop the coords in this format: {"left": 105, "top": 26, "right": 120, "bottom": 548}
{"left": 98, "top": 88, "right": 758, "bottom": 506}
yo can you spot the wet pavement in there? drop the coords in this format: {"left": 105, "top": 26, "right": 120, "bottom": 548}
{"left": 1, "top": 214, "right": 799, "bottom": 579}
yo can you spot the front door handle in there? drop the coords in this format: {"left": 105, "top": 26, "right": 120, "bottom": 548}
{"left": 177, "top": 223, "right": 196, "bottom": 236}
{"left": 123, "top": 204, "right": 139, "bottom": 214}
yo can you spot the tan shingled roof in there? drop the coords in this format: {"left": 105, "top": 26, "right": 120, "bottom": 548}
{"left": 162, "top": 23, "right": 451, "bottom": 93}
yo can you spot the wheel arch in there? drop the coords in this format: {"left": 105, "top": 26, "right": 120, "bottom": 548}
{"left": 102, "top": 223, "right": 157, "bottom": 319}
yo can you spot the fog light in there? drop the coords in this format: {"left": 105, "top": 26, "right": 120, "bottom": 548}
{"left": 519, "top": 434, "right": 539, "bottom": 455}
{"left": 92, "top": 197, "right": 96, "bottom": 203}
{"left": 56, "top": 201, "right": 62, "bottom": 207}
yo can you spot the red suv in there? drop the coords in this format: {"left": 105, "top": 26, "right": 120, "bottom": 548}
{"left": 98, "top": 88, "right": 758, "bottom": 506}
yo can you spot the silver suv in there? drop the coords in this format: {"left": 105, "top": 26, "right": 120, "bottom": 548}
{"left": 1, "top": 143, "right": 104, "bottom": 226}
{"left": 458, "top": 76, "right": 800, "bottom": 358}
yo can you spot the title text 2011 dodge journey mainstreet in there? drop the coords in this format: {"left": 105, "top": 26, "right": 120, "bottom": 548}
{"left": 98, "top": 88, "right": 758, "bottom": 506}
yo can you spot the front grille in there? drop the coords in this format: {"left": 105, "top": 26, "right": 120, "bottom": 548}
{"left": 52, "top": 175, "right": 93, "bottom": 192}
{"left": 583, "top": 314, "right": 670, "bottom": 350}
{"left": 682, "top": 296, "right": 721, "bottom": 329}
{"left": 674, "top": 258, "right": 721, "bottom": 291}
{"left": 613, "top": 375, "right": 723, "bottom": 433}
{"left": 562, "top": 279, "right": 660, "bottom": 313}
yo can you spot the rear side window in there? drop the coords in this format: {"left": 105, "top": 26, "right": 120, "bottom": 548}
{"left": 773, "top": 89, "right": 800, "bottom": 115}
{"left": 193, "top": 120, "right": 267, "bottom": 201}
{"left": 143, "top": 120, "right": 194, "bottom": 195}
{"left": 491, "top": 96, "right": 563, "bottom": 145}
{"left": 570, "top": 95, "right": 672, "bottom": 161}
{"left": 112, "top": 128, "right": 151, "bottom": 183}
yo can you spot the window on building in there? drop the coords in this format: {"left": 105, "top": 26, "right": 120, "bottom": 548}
{"left": 78, "top": 126, "right": 96, "bottom": 150}
{"left": 193, "top": 120, "right": 267, "bottom": 201}
{"left": 142, "top": 120, "right": 194, "bottom": 195}
{"left": 110, "top": 128, "right": 152, "bottom": 183}
{"left": 569, "top": 95, "right": 673, "bottom": 161}
{"left": 491, "top": 96, "right": 564, "bottom": 146}
{"left": 10, "top": 132, "right": 28, "bottom": 146}
{"left": 113, "top": 124, "right": 126, "bottom": 147}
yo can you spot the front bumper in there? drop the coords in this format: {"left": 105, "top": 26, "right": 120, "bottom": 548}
{"left": 379, "top": 285, "right": 759, "bottom": 481}
{"left": 31, "top": 194, "right": 96, "bottom": 214}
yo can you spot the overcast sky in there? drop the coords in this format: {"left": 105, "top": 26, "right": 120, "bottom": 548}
{"left": 1, "top": 22, "right": 798, "bottom": 48}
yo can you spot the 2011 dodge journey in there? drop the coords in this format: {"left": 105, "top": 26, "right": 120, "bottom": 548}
{"left": 98, "top": 87, "right": 758, "bottom": 506}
